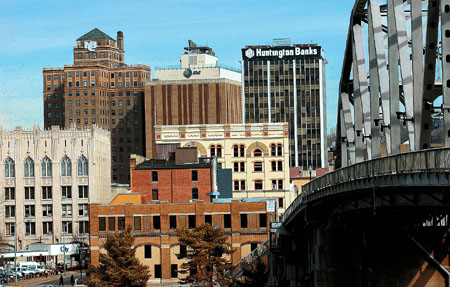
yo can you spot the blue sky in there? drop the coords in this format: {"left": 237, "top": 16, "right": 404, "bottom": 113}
{"left": 0, "top": 0, "right": 354, "bottom": 132}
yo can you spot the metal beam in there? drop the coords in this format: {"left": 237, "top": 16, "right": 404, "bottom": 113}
{"left": 441, "top": 0, "right": 450, "bottom": 146}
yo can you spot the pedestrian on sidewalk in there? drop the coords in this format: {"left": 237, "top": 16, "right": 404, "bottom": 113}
{"left": 71, "top": 274, "right": 75, "bottom": 286}
{"left": 59, "top": 274, "right": 64, "bottom": 286}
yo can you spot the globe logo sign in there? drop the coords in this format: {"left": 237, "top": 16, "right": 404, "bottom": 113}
{"left": 183, "top": 68, "right": 193, "bottom": 78}
{"left": 245, "top": 48, "right": 255, "bottom": 59}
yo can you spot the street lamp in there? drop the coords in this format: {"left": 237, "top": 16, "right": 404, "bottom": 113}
{"left": 308, "top": 165, "right": 313, "bottom": 182}
{"left": 14, "top": 221, "right": 28, "bottom": 286}
{"left": 62, "top": 223, "right": 66, "bottom": 273}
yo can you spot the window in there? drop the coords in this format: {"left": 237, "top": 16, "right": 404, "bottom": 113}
{"left": 278, "top": 180, "right": 283, "bottom": 190}
{"left": 251, "top": 243, "right": 258, "bottom": 252}
{"left": 5, "top": 206, "right": 15, "bottom": 218}
{"left": 24, "top": 205, "right": 35, "bottom": 217}
{"left": 179, "top": 245, "right": 187, "bottom": 258}
{"left": 43, "top": 222, "right": 53, "bottom": 235}
{"left": 240, "top": 162, "right": 245, "bottom": 172}
{"left": 79, "top": 204, "right": 88, "bottom": 216}
{"left": 25, "top": 187, "right": 35, "bottom": 200}
{"left": 271, "top": 161, "right": 277, "bottom": 172}
{"left": 78, "top": 155, "right": 88, "bottom": 176}
{"left": 151, "top": 171, "right": 158, "bottom": 182}
{"left": 233, "top": 145, "right": 238, "bottom": 157}
{"left": 272, "top": 180, "right": 277, "bottom": 190}
{"left": 79, "top": 186, "right": 89, "bottom": 198}
{"left": 62, "top": 186, "right": 72, "bottom": 199}
{"left": 278, "top": 161, "right": 283, "bottom": 171}
{"left": 153, "top": 216, "right": 161, "bottom": 230}
{"left": 255, "top": 180, "right": 263, "bottom": 190}
{"left": 240, "top": 180, "right": 245, "bottom": 191}
{"left": 191, "top": 170, "right": 198, "bottom": 182}
{"left": 240, "top": 145, "right": 245, "bottom": 157}
{"left": 99, "top": 217, "right": 106, "bottom": 231}
{"left": 234, "top": 162, "right": 239, "bottom": 172}
{"left": 5, "top": 223, "right": 15, "bottom": 236}
{"left": 108, "top": 217, "right": 116, "bottom": 231}
{"left": 210, "top": 145, "right": 215, "bottom": 157}
{"left": 134, "top": 216, "right": 141, "bottom": 230}
{"left": 118, "top": 217, "right": 125, "bottom": 231}
{"left": 170, "top": 215, "right": 177, "bottom": 230}
{"left": 152, "top": 189, "right": 159, "bottom": 201}
{"left": 192, "top": 188, "right": 198, "bottom": 200}
{"left": 271, "top": 144, "right": 276, "bottom": 156}
{"left": 277, "top": 144, "right": 282, "bottom": 156}
{"left": 25, "top": 222, "right": 36, "bottom": 235}
{"left": 240, "top": 214, "right": 248, "bottom": 228}
{"left": 278, "top": 198, "right": 284, "bottom": 208}
{"left": 79, "top": 221, "right": 89, "bottom": 234}
{"left": 254, "top": 149, "right": 262, "bottom": 157}
{"left": 188, "top": 215, "right": 196, "bottom": 229}
{"left": 62, "top": 204, "right": 72, "bottom": 217}
{"left": 217, "top": 145, "right": 222, "bottom": 157}
{"left": 5, "top": 187, "right": 14, "bottom": 200}
{"left": 171, "top": 264, "right": 178, "bottom": 278}
{"left": 24, "top": 157, "right": 34, "bottom": 178}
{"left": 205, "top": 215, "right": 212, "bottom": 225}
{"left": 224, "top": 214, "right": 231, "bottom": 228}
{"left": 154, "top": 265, "right": 161, "bottom": 279}
{"left": 254, "top": 162, "right": 263, "bottom": 172}
{"left": 260, "top": 214, "right": 267, "bottom": 228}
{"left": 234, "top": 181, "right": 239, "bottom": 191}
{"left": 42, "top": 186, "right": 52, "bottom": 199}
{"left": 42, "top": 204, "right": 53, "bottom": 217}
{"left": 41, "top": 156, "right": 52, "bottom": 177}
{"left": 144, "top": 245, "right": 152, "bottom": 259}
{"left": 62, "top": 221, "right": 72, "bottom": 234}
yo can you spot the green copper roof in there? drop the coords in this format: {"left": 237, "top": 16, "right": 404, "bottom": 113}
{"left": 76, "top": 28, "right": 114, "bottom": 41}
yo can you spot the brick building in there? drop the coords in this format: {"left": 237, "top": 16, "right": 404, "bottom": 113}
{"left": 43, "top": 28, "right": 151, "bottom": 183}
{"left": 130, "top": 148, "right": 218, "bottom": 204}
{"left": 89, "top": 199, "right": 272, "bottom": 283}
{"left": 144, "top": 40, "right": 242, "bottom": 158}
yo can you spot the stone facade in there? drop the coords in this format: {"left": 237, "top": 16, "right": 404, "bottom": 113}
{"left": 0, "top": 124, "right": 111, "bottom": 251}
{"left": 155, "top": 123, "right": 292, "bottom": 216}
{"left": 89, "top": 200, "right": 272, "bottom": 283}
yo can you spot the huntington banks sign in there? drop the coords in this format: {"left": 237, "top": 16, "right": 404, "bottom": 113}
{"left": 242, "top": 46, "right": 321, "bottom": 60}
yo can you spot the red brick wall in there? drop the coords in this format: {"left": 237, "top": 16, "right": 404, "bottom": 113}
{"left": 131, "top": 167, "right": 212, "bottom": 204}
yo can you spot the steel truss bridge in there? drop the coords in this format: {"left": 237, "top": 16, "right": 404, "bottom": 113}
{"left": 336, "top": 0, "right": 450, "bottom": 167}
{"left": 270, "top": 1, "right": 450, "bottom": 286}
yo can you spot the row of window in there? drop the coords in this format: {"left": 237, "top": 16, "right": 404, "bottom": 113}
{"left": 150, "top": 188, "right": 199, "bottom": 201}
{"left": 233, "top": 180, "right": 284, "bottom": 193}
{"left": 151, "top": 170, "right": 198, "bottom": 182}
{"left": 4, "top": 203, "right": 88, "bottom": 218}
{"left": 5, "top": 221, "right": 89, "bottom": 236}
{"left": 4, "top": 155, "right": 87, "bottom": 178}
{"left": 232, "top": 161, "right": 283, "bottom": 172}
{"left": 4, "top": 186, "right": 89, "bottom": 200}
{"left": 99, "top": 213, "right": 268, "bottom": 232}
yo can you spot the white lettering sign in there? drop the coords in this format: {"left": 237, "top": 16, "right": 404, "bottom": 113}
{"left": 84, "top": 41, "right": 97, "bottom": 51}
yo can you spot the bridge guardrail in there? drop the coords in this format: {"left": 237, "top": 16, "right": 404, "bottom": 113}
{"left": 283, "top": 147, "right": 450, "bottom": 223}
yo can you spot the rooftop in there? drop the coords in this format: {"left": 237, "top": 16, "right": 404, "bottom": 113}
{"left": 76, "top": 28, "right": 115, "bottom": 41}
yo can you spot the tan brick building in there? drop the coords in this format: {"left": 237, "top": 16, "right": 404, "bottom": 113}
{"left": 144, "top": 41, "right": 242, "bottom": 158}
{"left": 89, "top": 199, "right": 272, "bottom": 284}
{"left": 155, "top": 123, "right": 293, "bottom": 216}
{"left": 0, "top": 124, "right": 111, "bottom": 256}
{"left": 43, "top": 28, "right": 151, "bottom": 183}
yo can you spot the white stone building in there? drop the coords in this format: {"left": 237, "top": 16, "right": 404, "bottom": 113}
{"left": 0, "top": 124, "right": 111, "bottom": 254}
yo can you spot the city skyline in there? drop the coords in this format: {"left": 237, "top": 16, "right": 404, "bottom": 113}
{"left": 0, "top": 0, "right": 354, "bottom": 132}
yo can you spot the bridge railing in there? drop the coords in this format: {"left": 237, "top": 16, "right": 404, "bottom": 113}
{"left": 283, "top": 147, "right": 450, "bottom": 223}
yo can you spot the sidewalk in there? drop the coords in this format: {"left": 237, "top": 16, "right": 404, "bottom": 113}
{"left": 5, "top": 270, "right": 81, "bottom": 286}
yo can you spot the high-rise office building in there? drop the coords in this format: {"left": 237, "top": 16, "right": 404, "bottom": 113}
{"left": 241, "top": 39, "right": 327, "bottom": 169}
{"left": 144, "top": 41, "right": 242, "bottom": 158}
{"left": 43, "top": 28, "right": 151, "bottom": 183}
